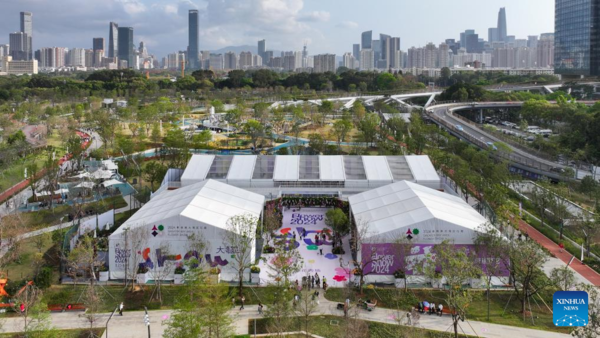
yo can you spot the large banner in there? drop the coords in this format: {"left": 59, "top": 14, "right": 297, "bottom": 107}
{"left": 361, "top": 243, "right": 510, "bottom": 277}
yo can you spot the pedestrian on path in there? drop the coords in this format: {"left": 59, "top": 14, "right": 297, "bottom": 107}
{"left": 119, "top": 302, "right": 124, "bottom": 316}
{"left": 232, "top": 297, "right": 236, "bottom": 308}
{"left": 319, "top": 248, "right": 323, "bottom": 256}
{"left": 258, "top": 302, "right": 263, "bottom": 315}
{"left": 559, "top": 242, "right": 565, "bottom": 253}
{"left": 240, "top": 296, "right": 245, "bottom": 310}
{"left": 524, "top": 232, "right": 529, "bottom": 241}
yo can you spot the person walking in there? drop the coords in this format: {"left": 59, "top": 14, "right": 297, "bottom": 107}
{"left": 559, "top": 242, "right": 565, "bottom": 253}
{"left": 258, "top": 302, "right": 264, "bottom": 315}
{"left": 118, "top": 302, "right": 124, "bottom": 316}
{"left": 232, "top": 297, "right": 236, "bottom": 309}
{"left": 438, "top": 303, "right": 444, "bottom": 317}
{"left": 240, "top": 295, "right": 245, "bottom": 310}
{"left": 319, "top": 248, "right": 323, "bottom": 256}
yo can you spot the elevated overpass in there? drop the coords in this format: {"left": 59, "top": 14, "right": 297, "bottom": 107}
{"left": 425, "top": 102, "right": 597, "bottom": 181}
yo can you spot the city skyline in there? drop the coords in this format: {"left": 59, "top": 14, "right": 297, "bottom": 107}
{"left": 0, "top": 0, "right": 553, "bottom": 58}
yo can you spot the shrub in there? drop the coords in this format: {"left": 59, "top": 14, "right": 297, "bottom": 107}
{"left": 174, "top": 266, "right": 186, "bottom": 274}
{"left": 263, "top": 245, "right": 275, "bottom": 254}
{"left": 332, "top": 246, "right": 345, "bottom": 255}
{"left": 34, "top": 267, "right": 53, "bottom": 289}
{"left": 209, "top": 267, "right": 221, "bottom": 275}
{"left": 250, "top": 265, "right": 260, "bottom": 273}
{"left": 137, "top": 264, "right": 149, "bottom": 274}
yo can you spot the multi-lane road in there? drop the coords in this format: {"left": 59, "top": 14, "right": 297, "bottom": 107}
{"left": 425, "top": 102, "right": 597, "bottom": 181}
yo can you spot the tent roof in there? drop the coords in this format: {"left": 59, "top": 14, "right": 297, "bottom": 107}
{"left": 348, "top": 181, "right": 486, "bottom": 240}
{"left": 111, "top": 179, "right": 264, "bottom": 237}
{"left": 273, "top": 156, "right": 299, "bottom": 181}
{"left": 362, "top": 156, "right": 393, "bottom": 181}
{"left": 102, "top": 160, "right": 118, "bottom": 171}
{"left": 101, "top": 179, "right": 123, "bottom": 187}
{"left": 405, "top": 155, "right": 440, "bottom": 182}
{"left": 181, "top": 155, "right": 215, "bottom": 182}
{"left": 227, "top": 155, "right": 257, "bottom": 180}
{"left": 319, "top": 155, "right": 345, "bottom": 181}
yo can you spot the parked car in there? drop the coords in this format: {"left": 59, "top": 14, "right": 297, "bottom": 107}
{"left": 456, "top": 125, "right": 464, "bottom": 131}
{"left": 486, "top": 142, "right": 498, "bottom": 151}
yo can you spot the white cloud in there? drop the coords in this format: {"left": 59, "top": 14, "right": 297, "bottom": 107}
{"left": 298, "top": 11, "right": 331, "bottom": 22}
{"left": 116, "top": 0, "right": 147, "bottom": 15}
{"left": 336, "top": 21, "right": 358, "bottom": 29}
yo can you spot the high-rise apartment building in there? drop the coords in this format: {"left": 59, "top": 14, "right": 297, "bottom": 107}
{"left": 342, "top": 53, "right": 355, "bottom": 69}
{"left": 68, "top": 48, "right": 86, "bottom": 67}
{"left": 528, "top": 36, "right": 539, "bottom": 49}
{"left": 407, "top": 47, "right": 424, "bottom": 68}
{"left": 361, "top": 31, "right": 372, "bottom": 50}
{"left": 9, "top": 32, "right": 29, "bottom": 61}
{"left": 555, "top": 0, "right": 599, "bottom": 76}
{"left": 239, "top": 51, "right": 253, "bottom": 69}
{"left": 387, "top": 37, "right": 401, "bottom": 70}
{"left": 263, "top": 51, "right": 273, "bottom": 66}
{"left": 258, "top": 40, "right": 266, "bottom": 61}
{"left": 313, "top": 54, "right": 336, "bottom": 73}
{"left": 424, "top": 43, "right": 438, "bottom": 68}
{"left": 108, "top": 22, "right": 119, "bottom": 58}
{"left": 538, "top": 34, "right": 555, "bottom": 68}
{"left": 488, "top": 28, "right": 499, "bottom": 43}
{"left": 497, "top": 8, "right": 508, "bottom": 42}
{"left": 117, "top": 27, "right": 134, "bottom": 69}
{"left": 380, "top": 34, "right": 391, "bottom": 63}
{"left": 224, "top": 51, "right": 237, "bottom": 70}
{"left": 353, "top": 44, "right": 360, "bottom": 61}
{"left": 438, "top": 43, "right": 450, "bottom": 68}
{"left": 359, "top": 49, "right": 374, "bottom": 70}
{"left": 20, "top": 12, "right": 33, "bottom": 60}
{"left": 93, "top": 38, "right": 105, "bottom": 56}
{"left": 209, "top": 54, "right": 224, "bottom": 70}
{"left": 253, "top": 54, "right": 262, "bottom": 67}
{"left": 188, "top": 10, "right": 200, "bottom": 69}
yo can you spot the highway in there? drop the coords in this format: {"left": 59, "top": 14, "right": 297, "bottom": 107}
{"left": 425, "top": 102, "right": 597, "bottom": 181}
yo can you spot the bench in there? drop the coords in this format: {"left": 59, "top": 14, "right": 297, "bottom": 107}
{"left": 416, "top": 304, "right": 452, "bottom": 316}
{"left": 48, "top": 303, "right": 86, "bottom": 312}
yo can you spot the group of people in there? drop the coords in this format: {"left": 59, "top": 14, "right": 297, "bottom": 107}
{"left": 417, "top": 301, "right": 444, "bottom": 317}
{"left": 296, "top": 273, "right": 327, "bottom": 291}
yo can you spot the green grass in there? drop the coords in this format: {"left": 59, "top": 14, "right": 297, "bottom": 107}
{"left": 0, "top": 153, "right": 47, "bottom": 194}
{"left": 249, "top": 315, "right": 475, "bottom": 338}
{"left": 324, "top": 287, "right": 569, "bottom": 334}
{"left": 0, "top": 328, "right": 104, "bottom": 338}
{"left": 4, "top": 232, "right": 61, "bottom": 284}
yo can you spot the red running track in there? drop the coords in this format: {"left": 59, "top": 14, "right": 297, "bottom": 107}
{"left": 518, "top": 219, "right": 600, "bottom": 286}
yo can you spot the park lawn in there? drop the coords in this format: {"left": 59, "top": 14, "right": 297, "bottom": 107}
{"left": 324, "top": 287, "right": 569, "bottom": 334}
{"left": 0, "top": 328, "right": 104, "bottom": 338}
{"left": 249, "top": 315, "right": 475, "bottom": 338}
{"left": 4, "top": 232, "right": 60, "bottom": 284}
{"left": 0, "top": 153, "right": 47, "bottom": 194}
{"left": 3, "top": 195, "right": 127, "bottom": 232}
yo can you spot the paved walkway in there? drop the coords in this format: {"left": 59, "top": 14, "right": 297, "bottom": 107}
{"left": 0, "top": 296, "right": 571, "bottom": 338}
{"left": 518, "top": 218, "right": 600, "bottom": 286}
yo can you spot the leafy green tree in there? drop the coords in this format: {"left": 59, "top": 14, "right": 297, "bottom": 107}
{"left": 308, "top": 133, "right": 326, "bottom": 154}
{"left": 163, "top": 128, "right": 187, "bottom": 148}
{"left": 242, "top": 119, "right": 265, "bottom": 149}
{"left": 143, "top": 161, "right": 168, "bottom": 191}
{"left": 325, "top": 208, "right": 349, "bottom": 248}
{"left": 358, "top": 113, "right": 380, "bottom": 147}
{"left": 331, "top": 119, "right": 353, "bottom": 151}
{"left": 222, "top": 214, "right": 258, "bottom": 296}
{"left": 376, "top": 73, "right": 397, "bottom": 90}
{"left": 192, "top": 130, "right": 212, "bottom": 148}
{"left": 421, "top": 240, "right": 481, "bottom": 338}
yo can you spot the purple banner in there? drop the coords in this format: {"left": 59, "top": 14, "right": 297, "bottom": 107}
{"left": 361, "top": 243, "right": 509, "bottom": 276}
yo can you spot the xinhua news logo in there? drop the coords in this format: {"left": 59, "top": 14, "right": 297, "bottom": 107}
{"left": 553, "top": 291, "right": 588, "bottom": 327}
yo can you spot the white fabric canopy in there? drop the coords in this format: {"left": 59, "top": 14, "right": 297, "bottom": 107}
{"left": 181, "top": 155, "right": 215, "bottom": 186}
{"left": 75, "top": 182, "right": 95, "bottom": 189}
{"left": 93, "top": 170, "right": 114, "bottom": 179}
{"left": 319, "top": 155, "right": 345, "bottom": 181}
{"left": 273, "top": 156, "right": 299, "bottom": 181}
{"left": 102, "top": 160, "right": 118, "bottom": 171}
{"left": 71, "top": 172, "right": 92, "bottom": 179}
{"left": 362, "top": 156, "right": 393, "bottom": 181}
{"left": 349, "top": 181, "right": 486, "bottom": 244}
{"left": 405, "top": 155, "right": 440, "bottom": 183}
{"left": 101, "top": 179, "right": 123, "bottom": 187}
{"left": 227, "top": 155, "right": 257, "bottom": 180}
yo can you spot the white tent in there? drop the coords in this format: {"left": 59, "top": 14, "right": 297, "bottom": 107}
{"left": 74, "top": 182, "right": 95, "bottom": 189}
{"left": 71, "top": 172, "right": 92, "bottom": 179}
{"left": 108, "top": 179, "right": 265, "bottom": 280}
{"left": 93, "top": 170, "right": 115, "bottom": 180}
{"left": 349, "top": 180, "right": 486, "bottom": 244}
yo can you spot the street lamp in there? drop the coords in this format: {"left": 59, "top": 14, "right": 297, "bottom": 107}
{"left": 144, "top": 306, "right": 151, "bottom": 338}
{"left": 105, "top": 306, "right": 118, "bottom": 338}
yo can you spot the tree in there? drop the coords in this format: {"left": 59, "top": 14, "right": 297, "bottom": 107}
{"left": 308, "top": 133, "right": 326, "bottom": 154}
{"left": 33, "top": 232, "right": 51, "bottom": 253}
{"left": 420, "top": 240, "right": 481, "bottom": 338}
{"left": 66, "top": 236, "right": 104, "bottom": 286}
{"left": 222, "top": 214, "right": 258, "bottom": 296}
{"left": 143, "top": 160, "right": 167, "bottom": 191}
{"left": 324, "top": 208, "right": 348, "bottom": 249}
{"left": 474, "top": 223, "right": 509, "bottom": 321}
{"left": 149, "top": 243, "right": 175, "bottom": 305}
{"left": 550, "top": 266, "right": 576, "bottom": 291}
{"left": 357, "top": 113, "right": 380, "bottom": 147}
{"left": 529, "top": 182, "right": 554, "bottom": 228}
{"left": 506, "top": 239, "right": 551, "bottom": 317}
{"left": 331, "top": 119, "right": 353, "bottom": 151}
{"left": 122, "top": 226, "right": 149, "bottom": 291}
{"left": 11, "top": 283, "right": 57, "bottom": 337}
{"left": 151, "top": 123, "right": 161, "bottom": 143}
{"left": 295, "top": 272, "right": 319, "bottom": 337}
{"left": 81, "top": 284, "right": 102, "bottom": 338}
{"left": 26, "top": 162, "right": 39, "bottom": 201}
{"left": 243, "top": 119, "right": 265, "bottom": 150}
{"left": 571, "top": 283, "right": 600, "bottom": 338}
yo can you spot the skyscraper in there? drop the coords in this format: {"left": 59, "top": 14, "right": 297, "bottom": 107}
{"left": 258, "top": 39, "right": 266, "bottom": 60}
{"left": 497, "top": 8, "right": 507, "bottom": 42}
{"left": 108, "top": 22, "right": 119, "bottom": 58}
{"left": 380, "top": 34, "right": 391, "bottom": 62}
{"left": 361, "top": 31, "right": 372, "bottom": 50}
{"left": 9, "top": 32, "right": 29, "bottom": 61}
{"left": 555, "top": 0, "right": 599, "bottom": 76}
{"left": 387, "top": 37, "right": 401, "bottom": 69}
{"left": 488, "top": 28, "right": 499, "bottom": 43}
{"left": 188, "top": 10, "right": 200, "bottom": 69}
{"left": 93, "top": 38, "right": 105, "bottom": 55}
{"left": 20, "top": 12, "right": 32, "bottom": 60}
{"left": 117, "top": 27, "right": 134, "bottom": 69}
{"left": 353, "top": 44, "right": 360, "bottom": 60}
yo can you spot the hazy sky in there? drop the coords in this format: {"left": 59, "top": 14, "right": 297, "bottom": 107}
{"left": 0, "top": 0, "right": 554, "bottom": 58}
